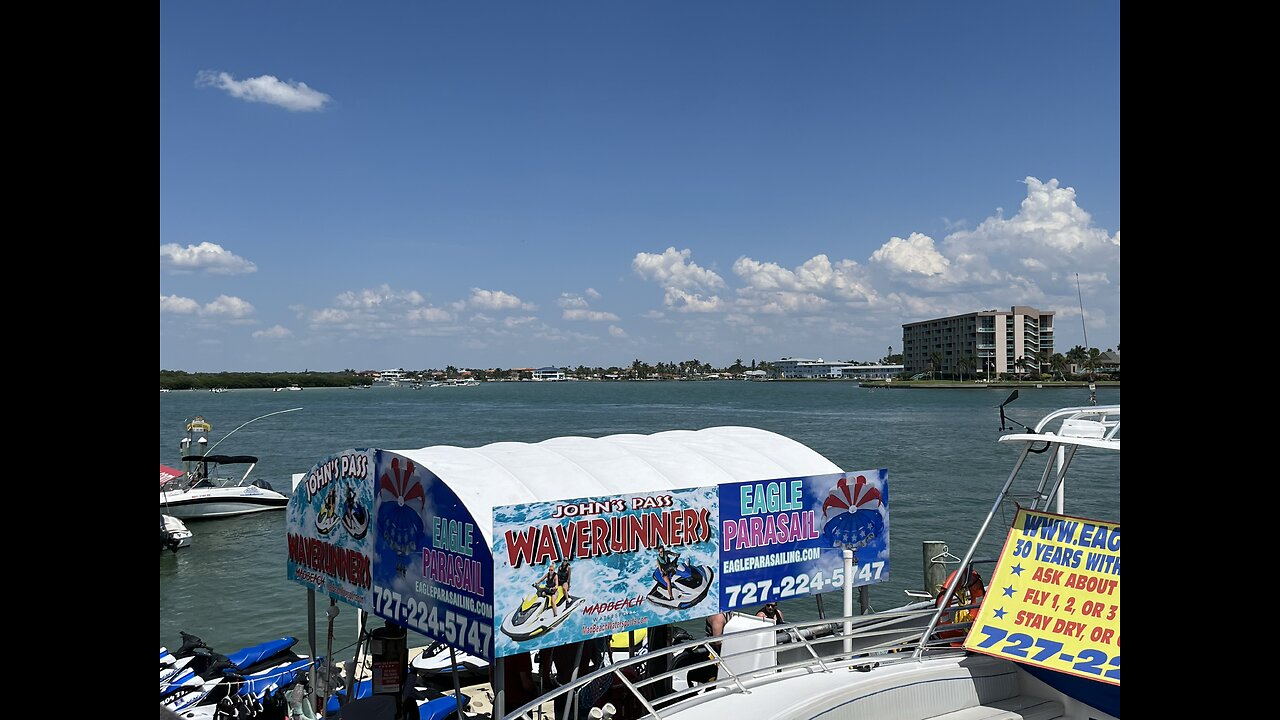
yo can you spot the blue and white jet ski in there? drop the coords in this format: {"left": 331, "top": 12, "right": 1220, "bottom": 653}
{"left": 159, "top": 635, "right": 302, "bottom": 711}
{"left": 647, "top": 562, "right": 715, "bottom": 610}
{"left": 341, "top": 485, "right": 370, "bottom": 539}
{"left": 411, "top": 640, "right": 489, "bottom": 684}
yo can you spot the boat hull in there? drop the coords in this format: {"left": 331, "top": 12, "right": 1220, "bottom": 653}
{"left": 160, "top": 492, "right": 288, "bottom": 519}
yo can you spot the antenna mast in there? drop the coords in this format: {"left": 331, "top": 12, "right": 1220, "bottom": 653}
{"left": 1076, "top": 273, "right": 1097, "bottom": 405}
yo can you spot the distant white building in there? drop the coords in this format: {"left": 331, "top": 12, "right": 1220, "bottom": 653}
{"left": 841, "top": 364, "right": 904, "bottom": 380}
{"left": 772, "top": 358, "right": 855, "bottom": 379}
{"left": 376, "top": 369, "right": 407, "bottom": 384}
{"left": 532, "top": 366, "right": 566, "bottom": 381}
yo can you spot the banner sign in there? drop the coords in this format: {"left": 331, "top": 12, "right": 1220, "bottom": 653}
{"left": 286, "top": 450, "right": 496, "bottom": 660}
{"left": 370, "top": 453, "right": 495, "bottom": 660}
{"left": 492, "top": 487, "right": 719, "bottom": 657}
{"left": 965, "top": 509, "right": 1120, "bottom": 685}
{"left": 718, "top": 470, "right": 889, "bottom": 610}
{"left": 286, "top": 449, "right": 377, "bottom": 611}
{"left": 289, "top": 452, "right": 891, "bottom": 662}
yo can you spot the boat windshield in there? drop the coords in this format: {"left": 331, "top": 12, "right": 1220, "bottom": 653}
{"left": 159, "top": 471, "right": 252, "bottom": 491}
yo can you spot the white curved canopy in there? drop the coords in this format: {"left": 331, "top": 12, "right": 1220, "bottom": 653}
{"left": 391, "top": 426, "right": 842, "bottom": 548}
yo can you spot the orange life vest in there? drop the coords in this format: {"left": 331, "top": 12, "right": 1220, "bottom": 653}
{"left": 935, "top": 569, "right": 986, "bottom": 645}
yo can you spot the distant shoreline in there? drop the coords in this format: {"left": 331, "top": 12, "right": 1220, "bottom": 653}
{"left": 857, "top": 380, "right": 1119, "bottom": 389}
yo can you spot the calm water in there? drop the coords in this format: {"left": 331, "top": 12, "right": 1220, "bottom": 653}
{"left": 159, "top": 381, "right": 1119, "bottom": 654}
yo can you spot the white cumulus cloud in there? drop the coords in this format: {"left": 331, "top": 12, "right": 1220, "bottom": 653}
{"left": 558, "top": 293, "right": 589, "bottom": 309}
{"left": 563, "top": 309, "right": 620, "bottom": 322}
{"left": 406, "top": 307, "right": 453, "bottom": 322}
{"left": 335, "top": 285, "right": 424, "bottom": 309}
{"left": 202, "top": 295, "right": 255, "bottom": 318}
{"left": 161, "top": 293, "right": 254, "bottom": 319}
{"left": 733, "top": 255, "right": 877, "bottom": 309}
{"left": 633, "top": 248, "right": 727, "bottom": 312}
{"left": 160, "top": 294, "right": 200, "bottom": 314}
{"left": 870, "top": 233, "right": 951, "bottom": 276}
{"left": 160, "top": 242, "right": 257, "bottom": 274}
{"left": 468, "top": 288, "right": 535, "bottom": 311}
{"left": 632, "top": 247, "right": 726, "bottom": 292}
{"left": 252, "top": 325, "right": 293, "bottom": 340}
{"left": 608, "top": 325, "right": 628, "bottom": 338}
{"left": 196, "top": 70, "right": 331, "bottom": 112}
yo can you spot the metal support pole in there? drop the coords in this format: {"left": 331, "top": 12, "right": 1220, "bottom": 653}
{"left": 842, "top": 549, "right": 854, "bottom": 655}
{"left": 307, "top": 589, "right": 318, "bottom": 713}
{"left": 449, "top": 646, "right": 465, "bottom": 720}
{"left": 493, "top": 656, "right": 505, "bottom": 719}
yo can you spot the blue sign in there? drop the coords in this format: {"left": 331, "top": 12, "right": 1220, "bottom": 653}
{"left": 369, "top": 452, "right": 495, "bottom": 660}
{"left": 492, "top": 487, "right": 719, "bottom": 658}
{"left": 717, "top": 470, "right": 889, "bottom": 610}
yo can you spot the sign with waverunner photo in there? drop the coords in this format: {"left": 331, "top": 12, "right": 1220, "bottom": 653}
{"left": 286, "top": 449, "right": 377, "bottom": 612}
{"left": 492, "top": 486, "right": 719, "bottom": 657}
{"left": 286, "top": 450, "right": 497, "bottom": 660}
{"left": 718, "top": 469, "right": 890, "bottom": 610}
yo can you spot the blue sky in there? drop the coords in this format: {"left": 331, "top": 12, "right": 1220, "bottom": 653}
{"left": 160, "top": 2, "right": 1120, "bottom": 372}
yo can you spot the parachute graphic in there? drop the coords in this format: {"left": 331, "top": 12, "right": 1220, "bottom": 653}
{"left": 821, "top": 474, "right": 884, "bottom": 551}
{"left": 376, "top": 457, "right": 427, "bottom": 577}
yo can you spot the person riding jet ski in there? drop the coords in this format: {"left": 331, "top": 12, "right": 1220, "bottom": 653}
{"left": 648, "top": 544, "right": 715, "bottom": 610}
{"left": 499, "top": 559, "right": 582, "bottom": 641}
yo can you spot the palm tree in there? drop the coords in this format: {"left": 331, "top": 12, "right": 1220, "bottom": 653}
{"left": 1066, "top": 345, "right": 1088, "bottom": 374}
{"left": 1051, "top": 353, "right": 1069, "bottom": 381}
{"left": 928, "top": 351, "right": 943, "bottom": 380}
{"left": 1086, "top": 348, "right": 1102, "bottom": 376}
{"left": 956, "top": 355, "right": 972, "bottom": 383}
{"left": 1013, "top": 356, "right": 1029, "bottom": 381}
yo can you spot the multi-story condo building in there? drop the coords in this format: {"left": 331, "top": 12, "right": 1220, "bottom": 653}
{"left": 902, "top": 306, "right": 1054, "bottom": 378}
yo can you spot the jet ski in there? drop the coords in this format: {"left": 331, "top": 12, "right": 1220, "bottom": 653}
{"left": 315, "top": 486, "right": 342, "bottom": 535}
{"left": 159, "top": 635, "right": 302, "bottom": 710}
{"left": 411, "top": 640, "right": 489, "bottom": 684}
{"left": 341, "top": 485, "right": 370, "bottom": 539}
{"left": 608, "top": 627, "right": 649, "bottom": 656}
{"left": 647, "top": 562, "right": 715, "bottom": 610}
{"left": 500, "top": 582, "right": 583, "bottom": 641}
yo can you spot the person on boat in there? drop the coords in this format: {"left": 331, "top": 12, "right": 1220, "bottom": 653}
{"left": 756, "top": 602, "right": 785, "bottom": 624}
{"left": 490, "top": 650, "right": 537, "bottom": 713}
{"left": 685, "top": 611, "right": 733, "bottom": 685}
{"left": 538, "top": 559, "right": 561, "bottom": 617}
{"left": 557, "top": 557, "right": 575, "bottom": 602}
{"left": 656, "top": 543, "right": 681, "bottom": 601}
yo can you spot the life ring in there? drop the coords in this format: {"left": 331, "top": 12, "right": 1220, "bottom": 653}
{"left": 935, "top": 569, "right": 986, "bottom": 645}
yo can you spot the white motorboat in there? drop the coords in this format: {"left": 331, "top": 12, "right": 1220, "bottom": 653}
{"left": 159, "top": 413, "right": 296, "bottom": 521}
{"left": 507, "top": 403, "right": 1120, "bottom": 720}
{"left": 160, "top": 514, "right": 193, "bottom": 551}
{"left": 431, "top": 378, "right": 480, "bottom": 387}
{"left": 160, "top": 454, "right": 289, "bottom": 520}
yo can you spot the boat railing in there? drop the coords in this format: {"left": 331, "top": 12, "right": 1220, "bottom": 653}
{"left": 1030, "top": 404, "right": 1120, "bottom": 438}
{"left": 911, "top": 404, "right": 1118, "bottom": 659}
{"left": 502, "top": 603, "right": 971, "bottom": 719}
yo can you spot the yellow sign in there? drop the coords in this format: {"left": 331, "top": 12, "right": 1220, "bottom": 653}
{"left": 186, "top": 416, "right": 212, "bottom": 433}
{"left": 965, "top": 509, "right": 1119, "bottom": 685}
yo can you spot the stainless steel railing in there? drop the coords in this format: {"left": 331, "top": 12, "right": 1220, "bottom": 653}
{"left": 502, "top": 601, "right": 978, "bottom": 720}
